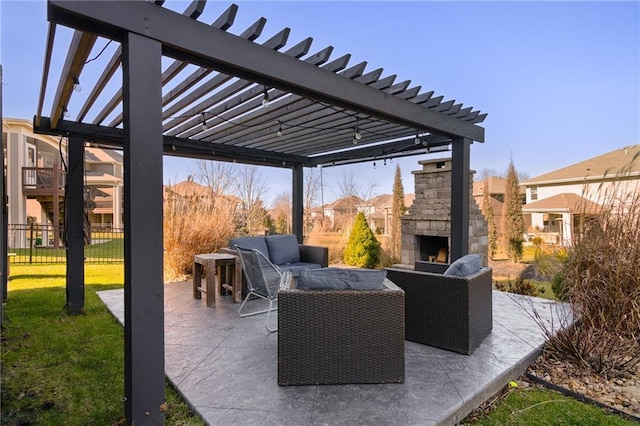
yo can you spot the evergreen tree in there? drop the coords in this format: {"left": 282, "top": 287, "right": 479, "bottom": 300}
{"left": 482, "top": 180, "right": 498, "bottom": 259}
{"left": 343, "top": 212, "right": 380, "bottom": 268}
{"left": 501, "top": 160, "right": 526, "bottom": 262}
{"left": 391, "top": 165, "right": 406, "bottom": 262}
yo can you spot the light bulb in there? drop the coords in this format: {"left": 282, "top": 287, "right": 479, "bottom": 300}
{"left": 414, "top": 133, "right": 420, "bottom": 145}
{"left": 201, "top": 113, "right": 207, "bottom": 130}
{"left": 355, "top": 129, "right": 362, "bottom": 140}
{"left": 276, "top": 123, "right": 282, "bottom": 137}
{"left": 262, "top": 87, "right": 270, "bottom": 108}
{"left": 73, "top": 77, "right": 81, "bottom": 93}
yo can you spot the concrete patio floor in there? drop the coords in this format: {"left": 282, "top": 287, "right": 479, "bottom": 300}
{"left": 98, "top": 281, "right": 571, "bottom": 426}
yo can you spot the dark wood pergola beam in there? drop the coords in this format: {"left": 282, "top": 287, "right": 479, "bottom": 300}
{"left": 34, "top": 117, "right": 312, "bottom": 168}
{"left": 47, "top": 0, "right": 484, "bottom": 142}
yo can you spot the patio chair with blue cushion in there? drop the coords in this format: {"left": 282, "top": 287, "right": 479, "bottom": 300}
{"left": 235, "top": 246, "right": 290, "bottom": 332}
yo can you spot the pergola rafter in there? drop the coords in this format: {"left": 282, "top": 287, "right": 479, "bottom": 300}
{"left": 21, "top": 1, "right": 488, "bottom": 424}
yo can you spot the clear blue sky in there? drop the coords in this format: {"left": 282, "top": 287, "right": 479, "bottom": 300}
{"left": 2, "top": 1, "right": 638, "bottom": 206}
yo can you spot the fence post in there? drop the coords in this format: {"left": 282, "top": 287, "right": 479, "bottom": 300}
{"left": 29, "top": 222, "right": 34, "bottom": 264}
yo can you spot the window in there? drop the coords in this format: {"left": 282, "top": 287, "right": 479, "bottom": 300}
{"left": 530, "top": 186, "right": 538, "bottom": 201}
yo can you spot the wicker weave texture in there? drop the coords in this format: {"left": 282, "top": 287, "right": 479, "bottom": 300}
{"left": 278, "top": 281, "right": 405, "bottom": 386}
{"left": 385, "top": 267, "right": 493, "bottom": 355}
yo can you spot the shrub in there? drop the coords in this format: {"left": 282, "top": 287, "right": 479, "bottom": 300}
{"left": 163, "top": 190, "right": 236, "bottom": 281}
{"left": 540, "top": 167, "right": 640, "bottom": 375}
{"left": 343, "top": 212, "right": 380, "bottom": 268}
{"left": 495, "top": 277, "right": 543, "bottom": 297}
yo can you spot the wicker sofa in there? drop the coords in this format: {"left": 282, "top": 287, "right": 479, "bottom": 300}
{"left": 221, "top": 234, "right": 328, "bottom": 275}
{"left": 278, "top": 277, "right": 405, "bottom": 386}
{"left": 385, "top": 261, "right": 493, "bottom": 355}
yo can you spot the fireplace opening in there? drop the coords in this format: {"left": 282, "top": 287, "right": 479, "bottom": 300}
{"left": 418, "top": 236, "right": 449, "bottom": 263}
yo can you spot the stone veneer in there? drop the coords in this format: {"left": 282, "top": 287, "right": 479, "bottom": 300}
{"left": 401, "top": 158, "right": 488, "bottom": 265}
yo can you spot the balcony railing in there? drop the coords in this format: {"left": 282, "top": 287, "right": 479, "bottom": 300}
{"left": 22, "top": 167, "right": 66, "bottom": 195}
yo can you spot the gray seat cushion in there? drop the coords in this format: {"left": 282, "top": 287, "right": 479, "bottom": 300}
{"left": 279, "top": 262, "right": 322, "bottom": 277}
{"left": 297, "top": 268, "right": 387, "bottom": 290}
{"left": 265, "top": 234, "right": 300, "bottom": 265}
{"left": 230, "top": 236, "right": 269, "bottom": 260}
{"left": 443, "top": 253, "right": 483, "bottom": 277}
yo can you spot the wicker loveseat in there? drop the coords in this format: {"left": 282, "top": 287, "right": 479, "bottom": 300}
{"left": 221, "top": 234, "right": 328, "bottom": 275}
{"left": 385, "top": 259, "right": 492, "bottom": 355}
{"left": 278, "top": 273, "right": 405, "bottom": 386}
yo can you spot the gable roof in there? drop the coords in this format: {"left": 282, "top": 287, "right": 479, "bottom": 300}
{"left": 522, "top": 193, "right": 603, "bottom": 214}
{"left": 523, "top": 145, "right": 640, "bottom": 186}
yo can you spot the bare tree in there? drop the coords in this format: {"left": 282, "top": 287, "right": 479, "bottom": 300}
{"left": 234, "top": 165, "right": 269, "bottom": 235}
{"left": 333, "top": 170, "right": 378, "bottom": 207}
{"left": 191, "top": 160, "right": 236, "bottom": 199}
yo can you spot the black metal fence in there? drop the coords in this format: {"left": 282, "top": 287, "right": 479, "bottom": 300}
{"left": 8, "top": 224, "right": 124, "bottom": 264}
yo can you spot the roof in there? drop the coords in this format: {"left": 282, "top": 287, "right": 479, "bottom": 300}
{"left": 523, "top": 145, "right": 640, "bottom": 186}
{"left": 325, "top": 195, "right": 365, "bottom": 210}
{"left": 472, "top": 176, "right": 525, "bottom": 196}
{"left": 84, "top": 171, "right": 122, "bottom": 185}
{"left": 473, "top": 177, "right": 506, "bottom": 196}
{"left": 522, "top": 193, "right": 603, "bottom": 214}
{"left": 165, "top": 180, "right": 211, "bottom": 198}
{"left": 85, "top": 147, "right": 123, "bottom": 164}
{"left": 35, "top": 1, "right": 487, "bottom": 169}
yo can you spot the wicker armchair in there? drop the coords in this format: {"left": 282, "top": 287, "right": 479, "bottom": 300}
{"left": 385, "top": 263, "right": 493, "bottom": 355}
{"left": 277, "top": 278, "right": 405, "bottom": 386}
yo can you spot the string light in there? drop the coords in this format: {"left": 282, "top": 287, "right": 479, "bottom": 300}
{"left": 72, "top": 76, "right": 81, "bottom": 93}
{"left": 414, "top": 132, "right": 420, "bottom": 145}
{"left": 353, "top": 117, "right": 362, "bottom": 144}
{"left": 262, "top": 86, "right": 270, "bottom": 108}
{"left": 276, "top": 122, "right": 283, "bottom": 137}
{"left": 201, "top": 112, "right": 207, "bottom": 130}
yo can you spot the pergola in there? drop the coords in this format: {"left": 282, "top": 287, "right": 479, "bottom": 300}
{"left": 2, "top": 1, "right": 486, "bottom": 423}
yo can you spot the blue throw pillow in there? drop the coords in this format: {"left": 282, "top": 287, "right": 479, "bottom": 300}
{"left": 265, "top": 235, "right": 300, "bottom": 265}
{"left": 443, "top": 254, "right": 483, "bottom": 277}
{"left": 297, "top": 268, "right": 386, "bottom": 290}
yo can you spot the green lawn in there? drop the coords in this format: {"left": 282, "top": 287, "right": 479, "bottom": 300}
{"left": 1, "top": 264, "right": 203, "bottom": 425}
{"left": 9, "top": 238, "right": 124, "bottom": 263}
{"left": 2, "top": 265, "right": 635, "bottom": 425}
{"left": 464, "top": 385, "right": 635, "bottom": 425}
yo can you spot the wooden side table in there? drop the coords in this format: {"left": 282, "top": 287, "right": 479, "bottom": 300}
{"left": 193, "top": 253, "right": 242, "bottom": 306}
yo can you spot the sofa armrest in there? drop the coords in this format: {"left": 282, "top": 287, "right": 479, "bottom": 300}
{"left": 298, "top": 244, "right": 328, "bottom": 268}
{"left": 219, "top": 247, "right": 236, "bottom": 256}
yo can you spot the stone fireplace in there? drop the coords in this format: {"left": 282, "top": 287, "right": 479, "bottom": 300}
{"left": 401, "top": 158, "right": 488, "bottom": 265}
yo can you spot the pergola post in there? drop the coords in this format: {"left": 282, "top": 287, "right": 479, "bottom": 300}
{"left": 451, "top": 137, "right": 471, "bottom": 262}
{"left": 122, "top": 31, "right": 165, "bottom": 425}
{"left": 66, "top": 136, "right": 85, "bottom": 314}
{"left": 292, "top": 165, "right": 304, "bottom": 243}
{"left": 1, "top": 64, "right": 6, "bottom": 312}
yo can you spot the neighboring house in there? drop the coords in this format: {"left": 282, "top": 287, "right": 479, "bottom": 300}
{"left": 320, "top": 193, "right": 415, "bottom": 234}
{"left": 520, "top": 145, "right": 640, "bottom": 245}
{"left": 163, "top": 179, "right": 241, "bottom": 210}
{"left": 84, "top": 147, "right": 123, "bottom": 228}
{"left": 2, "top": 118, "right": 124, "bottom": 247}
{"left": 322, "top": 195, "right": 365, "bottom": 231}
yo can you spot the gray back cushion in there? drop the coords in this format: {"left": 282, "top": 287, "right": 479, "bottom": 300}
{"left": 298, "top": 268, "right": 386, "bottom": 290}
{"left": 265, "top": 235, "right": 300, "bottom": 265}
{"left": 230, "top": 236, "right": 269, "bottom": 260}
{"left": 443, "top": 253, "right": 483, "bottom": 277}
